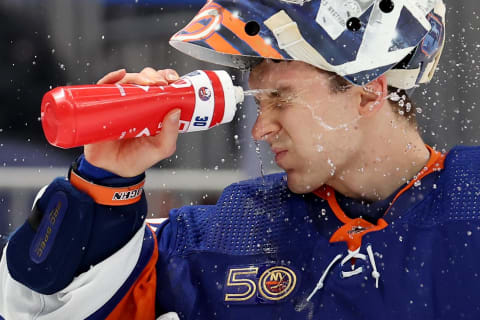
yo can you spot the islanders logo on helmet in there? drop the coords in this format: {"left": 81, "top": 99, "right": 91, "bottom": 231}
{"left": 172, "top": 3, "right": 223, "bottom": 43}
{"left": 170, "top": 0, "right": 446, "bottom": 90}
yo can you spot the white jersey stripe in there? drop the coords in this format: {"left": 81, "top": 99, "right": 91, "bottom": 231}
{"left": 0, "top": 222, "right": 146, "bottom": 319}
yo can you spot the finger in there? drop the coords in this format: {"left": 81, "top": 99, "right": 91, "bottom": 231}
{"left": 97, "top": 69, "right": 126, "bottom": 85}
{"left": 156, "top": 69, "right": 180, "bottom": 83}
{"left": 117, "top": 73, "right": 157, "bottom": 86}
{"left": 140, "top": 67, "right": 167, "bottom": 84}
{"left": 148, "top": 109, "right": 181, "bottom": 158}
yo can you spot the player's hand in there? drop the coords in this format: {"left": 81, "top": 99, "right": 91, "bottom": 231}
{"left": 84, "top": 67, "right": 181, "bottom": 177}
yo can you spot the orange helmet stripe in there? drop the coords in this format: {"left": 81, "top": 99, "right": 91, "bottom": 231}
{"left": 205, "top": 32, "right": 242, "bottom": 55}
{"left": 184, "top": 22, "right": 209, "bottom": 34}
{"left": 220, "top": 7, "right": 283, "bottom": 59}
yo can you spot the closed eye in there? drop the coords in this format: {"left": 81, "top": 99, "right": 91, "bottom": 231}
{"left": 254, "top": 86, "right": 294, "bottom": 107}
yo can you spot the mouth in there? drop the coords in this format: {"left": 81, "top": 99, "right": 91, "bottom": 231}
{"left": 272, "top": 148, "right": 288, "bottom": 164}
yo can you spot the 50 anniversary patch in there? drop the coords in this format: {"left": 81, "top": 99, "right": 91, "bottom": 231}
{"left": 224, "top": 264, "right": 298, "bottom": 304}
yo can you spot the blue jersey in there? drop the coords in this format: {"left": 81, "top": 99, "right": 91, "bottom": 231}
{"left": 1, "top": 145, "right": 480, "bottom": 319}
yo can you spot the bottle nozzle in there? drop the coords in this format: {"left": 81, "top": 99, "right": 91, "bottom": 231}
{"left": 234, "top": 86, "right": 244, "bottom": 104}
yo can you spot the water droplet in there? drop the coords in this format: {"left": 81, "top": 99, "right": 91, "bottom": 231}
{"left": 254, "top": 140, "right": 266, "bottom": 184}
{"left": 405, "top": 103, "right": 412, "bottom": 113}
{"left": 327, "top": 158, "right": 336, "bottom": 176}
{"left": 243, "top": 89, "right": 277, "bottom": 96}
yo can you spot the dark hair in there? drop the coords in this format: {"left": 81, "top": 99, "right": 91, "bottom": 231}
{"left": 328, "top": 73, "right": 417, "bottom": 125}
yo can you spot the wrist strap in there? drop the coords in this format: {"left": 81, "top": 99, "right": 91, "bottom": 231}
{"left": 69, "top": 167, "right": 145, "bottom": 206}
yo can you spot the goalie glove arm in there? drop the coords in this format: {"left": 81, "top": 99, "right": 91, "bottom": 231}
{"left": 3, "top": 155, "right": 148, "bottom": 295}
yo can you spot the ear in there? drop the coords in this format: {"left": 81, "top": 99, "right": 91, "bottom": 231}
{"left": 358, "top": 75, "right": 388, "bottom": 116}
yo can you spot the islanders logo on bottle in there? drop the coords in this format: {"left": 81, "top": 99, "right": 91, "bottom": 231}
{"left": 198, "top": 87, "right": 212, "bottom": 101}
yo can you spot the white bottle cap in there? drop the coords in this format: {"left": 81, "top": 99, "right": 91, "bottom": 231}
{"left": 213, "top": 70, "right": 244, "bottom": 125}
{"left": 234, "top": 86, "right": 245, "bottom": 104}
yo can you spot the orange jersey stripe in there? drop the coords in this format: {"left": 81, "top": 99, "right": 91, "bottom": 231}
{"left": 384, "top": 145, "right": 445, "bottom": 213}
{"left": 220, "top": 7, "right": 283, "bottom": 59}
{"left": 205, "top": 32, "right": 242, "bottom": 55}
{"left": 106, "top": 227, "right": 158, "bottom": 320}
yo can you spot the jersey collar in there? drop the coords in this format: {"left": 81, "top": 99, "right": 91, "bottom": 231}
{"left": 313, "top": 145, "right": 446, "bottom": 251}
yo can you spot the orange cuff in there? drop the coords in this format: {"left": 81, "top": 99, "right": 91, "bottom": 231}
{"left": 69, "top": 169, "right": 145, "bottom": 206}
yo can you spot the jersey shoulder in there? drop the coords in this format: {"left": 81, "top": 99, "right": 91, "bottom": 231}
{"left": 436, "top": 145, "right": 480, "bottom": 222}
{"left": 444, "top": 145, "right": 480, "bottom": 169}
{"left": 166, "top": 173, "right": 314, "bottom": 257}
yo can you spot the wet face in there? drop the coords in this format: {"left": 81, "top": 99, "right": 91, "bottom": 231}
{"left": 249, "top": 60, "right": 364, "bottom": 194}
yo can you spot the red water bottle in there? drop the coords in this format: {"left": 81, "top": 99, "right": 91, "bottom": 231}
{"left": 41, "top": 70, "right": 244, "bottom": 149}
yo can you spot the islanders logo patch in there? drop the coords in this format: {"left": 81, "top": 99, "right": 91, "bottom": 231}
{"left": 198, "top": 86, "right": 212, "bottom": 101}
{"left": 224, "top": 264, "right": 298, "bottom": 304}
{"left": 259, "top": 266, "right": 297, "bottom": 301}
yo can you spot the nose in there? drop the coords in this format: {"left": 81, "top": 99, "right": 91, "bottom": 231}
{"left": 251, "top": 109, "right": 279, "bottom": 142}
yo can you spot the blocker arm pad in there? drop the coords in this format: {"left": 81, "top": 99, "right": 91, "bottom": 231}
{"left": 6, "top": 178, "right": 95, "bottom": 295}
{"left": 6, "top": 178, "right": 94, "bottom": 294}
{"left": 6, "top": 159, "right": 148, "bottom": 295}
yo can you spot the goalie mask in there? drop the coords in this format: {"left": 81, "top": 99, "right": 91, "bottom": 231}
{"left": 170, "top": 0, "right": 446, "bottom": 90}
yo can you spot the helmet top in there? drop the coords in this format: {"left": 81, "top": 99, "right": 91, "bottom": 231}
{"left": 170, "top": 0, "right": 446, "bottom": 90}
